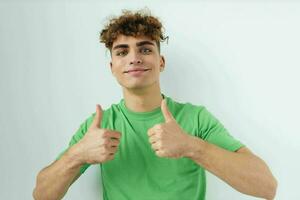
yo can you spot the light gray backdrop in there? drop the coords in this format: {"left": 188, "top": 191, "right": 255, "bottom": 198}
{"left": 0, "top": 0, "right": 299, "bottom": 199}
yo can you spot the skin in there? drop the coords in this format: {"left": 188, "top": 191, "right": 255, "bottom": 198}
{"left": 110, "top": 34, "right": 165, "bottom": 113}
{"left": 110, "top": 34, "right": 277, "bottom": 199}
{"left": 33, "top": 34, "right": 277, "bottom": 200}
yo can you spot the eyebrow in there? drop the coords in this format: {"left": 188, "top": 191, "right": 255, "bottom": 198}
{"left": 112, "top": 41, "right": 155, "bottom": 51}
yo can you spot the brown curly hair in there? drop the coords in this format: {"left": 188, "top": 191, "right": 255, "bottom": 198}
{"left": 99, "top": 8, "right": 168, "bottom": 53}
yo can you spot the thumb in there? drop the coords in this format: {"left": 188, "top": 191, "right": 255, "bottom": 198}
{"left": 90, "top": 104, "right": 103, "bottom": 129}
{"left": 161, "top": 99, "right": 174, "bottom": 122}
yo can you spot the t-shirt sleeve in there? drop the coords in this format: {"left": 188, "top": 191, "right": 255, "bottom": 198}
{"left": 196, "top": 106, "right": 245, "bottom": 152}
{"left": 55, "top": 114, "right": 95, "bottom": 174}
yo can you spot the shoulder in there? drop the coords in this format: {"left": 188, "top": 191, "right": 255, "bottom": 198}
{"left": 166, "top": 96, "right": 206, "bottom": 115}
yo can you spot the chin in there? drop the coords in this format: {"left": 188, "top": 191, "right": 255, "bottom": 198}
{"left": 119, "top": 79, "right": 159, "bottom": 90}
{"left": 121, "top": 82, "right": 152, "bottom": 90}
{"left": 125, "top": 85, "right": 148, "bottom": 90}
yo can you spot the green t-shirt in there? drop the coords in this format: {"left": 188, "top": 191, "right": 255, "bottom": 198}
{"left": 57, "top": 93, "right": 244, "bottom": 200}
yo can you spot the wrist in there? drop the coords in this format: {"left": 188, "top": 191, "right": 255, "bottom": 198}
{"left": 64, "top": 144, "right": 86, "bottom": 169}
{"left": 183, "top": 134, "right": 206, "bottom": 159}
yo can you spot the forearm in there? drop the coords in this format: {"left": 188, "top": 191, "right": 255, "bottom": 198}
{"left": 33, "top": 145, "right": 84, "bottom": 200}
{"left": 184, "top": 135, "right": 277, "bottom": 199}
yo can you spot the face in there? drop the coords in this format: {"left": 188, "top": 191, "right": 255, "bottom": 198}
{"left": 110, "top": 34, "right": 165, "bottom": 90}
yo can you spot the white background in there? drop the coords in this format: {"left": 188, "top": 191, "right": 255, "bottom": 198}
{"left": 0, "top": 0, "right": 299, "bottom": 199}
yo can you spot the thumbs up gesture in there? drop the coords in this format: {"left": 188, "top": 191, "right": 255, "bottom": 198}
{"left": 147, "top": 99, "right": 191, "bottom": 159}
{"left": 75, "top": 104, "right": 121, "bottom": 164}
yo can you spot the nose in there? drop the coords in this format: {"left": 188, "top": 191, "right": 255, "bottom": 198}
{"left": 129, "top": 51, "right": 143, "bottom": 65}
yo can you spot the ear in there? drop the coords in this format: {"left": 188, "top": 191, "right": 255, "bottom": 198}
{"left": 160, "top": 56, "right": 165, "bottom": 72}
{"left": 110, "top": 62, "right": 114, "bottom": 75}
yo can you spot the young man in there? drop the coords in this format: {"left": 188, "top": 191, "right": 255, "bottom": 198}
{"left": 33, "top": 9, "right": 277, "bottom": 200}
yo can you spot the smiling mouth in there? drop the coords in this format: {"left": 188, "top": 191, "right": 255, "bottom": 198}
{"left": 124, "top": 69, "right": 151, "bottom": 73}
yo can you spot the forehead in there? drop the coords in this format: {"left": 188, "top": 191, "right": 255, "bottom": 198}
{"left": 112, "top": 34, "right": 157, "bottom": 49}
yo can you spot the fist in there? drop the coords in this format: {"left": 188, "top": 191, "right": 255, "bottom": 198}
{"left": 147, "top": 99, "right": 190, "bottom": 159}
{"left": 76, "top": 104, "right": 121, "bottom": 164}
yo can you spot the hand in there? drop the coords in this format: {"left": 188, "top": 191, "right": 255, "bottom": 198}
{"left": 74, "top": 104, "right": 121, "bottom": 164}
{"left": 147, "top": 99, "right": 191, "bottom": 158}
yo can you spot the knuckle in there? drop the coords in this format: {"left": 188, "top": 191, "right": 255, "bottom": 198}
{"left": 154, "top": 124, "right": 162, "bottom": 130}
{"left": 159, "top": 141, "right": 165, "bottom": 149}
{"left": 158, "top": 129, "right": 164, "bottom": 134}
{"left": 101, "top": 146, "right": 108, "bottom": 152}
{"left": 156, "top": 151, "right": 163, "bottom": 157}
{"left": 114, "top": 132, "right": 121, "bottom": 139}
{"left": 104, "top": 144, "right": 110, "bottom": 150}
{"left": 113, "top": 140, "right": 120, "bottom": 146}
{"left": 149, "top": 138, "right": 153, "bottom": 143}
{"left": 156, "top": 132, "right": 162, "bottom": 138}
{"left": 102, "top": 139, "right": 109, "bottom": 146}
{"left": 101, "top": 131, "right": 109, "bottom": 138}
{"left": 147, "top": 129, "right": 152, "bottom": 136}
{"left": 154, "top": 133, "right": 162, "bottom": 141}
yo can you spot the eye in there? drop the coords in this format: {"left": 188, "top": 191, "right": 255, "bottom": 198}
{"left": 140, "top": 47, "right": 152, "bottom": 54}
{"left": 116, "top": 50, "right": 128, "bottom": 56}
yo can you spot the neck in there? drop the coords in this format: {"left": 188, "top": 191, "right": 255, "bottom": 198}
{"left": 122, "top": 83, "right": 163, "bottom": 112}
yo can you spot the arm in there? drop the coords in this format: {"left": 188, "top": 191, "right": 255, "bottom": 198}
{"left": 184, "top": 136, "right": 278, "bottom": 200}
{"left": 149, "top": 100, "right": 277, "bottom": 199}
{"left": 33, "top": 145, "right": 84, "bottom": 200}
{"left": 33, "top": 105, "right": 121, "bottom": 200}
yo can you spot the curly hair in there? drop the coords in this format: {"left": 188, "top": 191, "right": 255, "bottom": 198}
{"left": 99, "top": 8, "right": 168, "bottom": 53}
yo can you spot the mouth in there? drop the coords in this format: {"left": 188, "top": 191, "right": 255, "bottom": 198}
{"left": 123, "top": 68, "right": 151, "bottom": 77}
{"left": 124, "top": 69, "right": 151, "bottom": 73}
